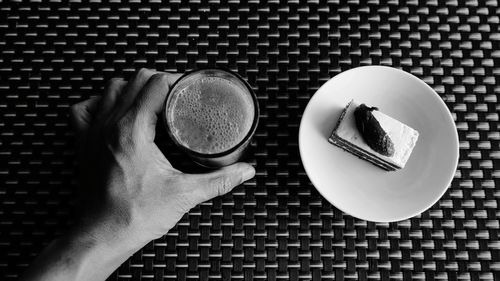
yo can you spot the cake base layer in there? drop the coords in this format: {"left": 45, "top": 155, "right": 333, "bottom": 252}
{"left": 328, "top": 136, "right": 397, "bottom": 171}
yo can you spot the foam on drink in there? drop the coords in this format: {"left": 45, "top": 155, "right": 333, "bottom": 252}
{"left": 168, "top": 76, "right": 255, "bottom": 154}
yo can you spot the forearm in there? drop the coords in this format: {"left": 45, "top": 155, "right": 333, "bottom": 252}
{"left": 21, "top": 224, "right": 146, "bottom": 281}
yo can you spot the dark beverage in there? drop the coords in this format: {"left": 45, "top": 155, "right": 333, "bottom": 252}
{"left": 164, "top": 69, "right": 259, "bottom": 167}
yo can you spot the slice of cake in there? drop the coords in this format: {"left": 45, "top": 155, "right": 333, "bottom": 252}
{"left": 329, "top": 100, "right": 419, "bottom": 171}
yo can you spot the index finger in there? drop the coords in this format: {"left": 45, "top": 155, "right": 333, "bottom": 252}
{"left": 131, "top": 72, "right": 183, "bottom": 139}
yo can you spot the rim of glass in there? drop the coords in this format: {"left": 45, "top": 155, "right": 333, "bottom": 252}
{"left": 163, "top": 68, "right": 259, "bottom": 158}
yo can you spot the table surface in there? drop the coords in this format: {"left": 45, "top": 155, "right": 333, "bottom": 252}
{"left": 1, "top": 1, "right": 499, "bottom": 280}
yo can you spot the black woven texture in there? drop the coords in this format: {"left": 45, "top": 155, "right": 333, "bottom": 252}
{"left": 1, "top": 1, "right": 499, "bottom": 280}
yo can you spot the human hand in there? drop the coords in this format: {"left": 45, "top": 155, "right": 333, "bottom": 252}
{"left": 70, "top": 69, "right": 256, "bottom": 247}
{"left": 22, "top": 69, "right": 255, "bottom": 281}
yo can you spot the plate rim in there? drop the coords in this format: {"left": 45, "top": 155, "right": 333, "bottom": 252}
{"left": 298, "top": 65, "right": 459, "bottom": 222}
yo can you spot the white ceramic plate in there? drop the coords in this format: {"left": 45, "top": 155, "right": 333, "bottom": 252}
{"left": 299, "top": 66, "right": 459, "bottom": 222}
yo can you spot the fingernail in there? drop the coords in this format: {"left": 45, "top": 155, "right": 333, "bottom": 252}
{"left": 242, "top": 164, "right": 256, "bottom": 181}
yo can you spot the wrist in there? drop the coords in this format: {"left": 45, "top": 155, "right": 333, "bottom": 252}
{"left": 21, "top": 223, "right": 145, "bottom": 281}
{"left": 53, "top": 222, "right": 145, "bottom": 281}
{"left": 71, "top": 217, "right": 147, "bottom": 255}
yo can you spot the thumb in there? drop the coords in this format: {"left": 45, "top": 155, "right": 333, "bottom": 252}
{"left": 193, "top": 163, "right": 255, "bottom": 200}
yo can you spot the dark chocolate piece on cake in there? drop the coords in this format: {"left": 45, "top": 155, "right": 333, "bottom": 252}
{"left": 354, "top": 104, "right": 395, "bottom": 157}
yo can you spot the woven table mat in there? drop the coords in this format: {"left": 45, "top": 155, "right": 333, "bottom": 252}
{"left": 1, "top": 1, "right": 499, "bottom": 280}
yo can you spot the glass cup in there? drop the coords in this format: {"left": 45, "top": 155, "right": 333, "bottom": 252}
{"left": 163, "top": 68, "right": 259, "bottom": 168}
